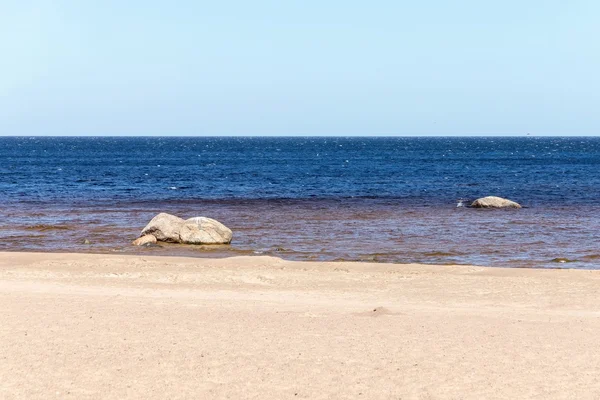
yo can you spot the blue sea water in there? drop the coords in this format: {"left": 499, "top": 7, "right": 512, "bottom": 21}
{"left": 1, "top": 136, "right": 599, "bottom": 268}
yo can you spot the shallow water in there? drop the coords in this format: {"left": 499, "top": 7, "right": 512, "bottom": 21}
{"left": 1, "top": 137, "right": 599, "bottom": 269}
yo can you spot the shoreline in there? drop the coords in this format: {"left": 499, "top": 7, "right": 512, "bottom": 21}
{"left": 0, "top": 248, "right": 592, "bottom": 270}
{"left": 2, "top": 252, "right": 600, "bottom": 398}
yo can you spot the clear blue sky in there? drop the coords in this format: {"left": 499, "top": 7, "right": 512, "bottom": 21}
{"left": 1, "top": 0, "right": 598, "bottom": 136}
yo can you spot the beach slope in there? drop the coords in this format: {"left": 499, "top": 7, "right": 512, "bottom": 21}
{"left": 1, "top": 252, "right": 600, "bottom": 399}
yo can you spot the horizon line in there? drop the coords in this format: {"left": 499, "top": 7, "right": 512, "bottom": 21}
{"left": 1, "top": 134, "right": 599, "bottom": 138}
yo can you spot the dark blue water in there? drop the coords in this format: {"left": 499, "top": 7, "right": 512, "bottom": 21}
{"left": 2, "top": 136, "right": 600, "bottom": 205}
{"left": 1, "top": 136, "right": 600, "bottom": 268}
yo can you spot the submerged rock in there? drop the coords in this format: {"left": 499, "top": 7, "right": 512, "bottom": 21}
{"left": 132, "top": 234, "right": 157, "bottom": 246}
{"left": 141, "top": 242, "right": 162, "bottom": 248}
{"left": 471, "top": 196, "right": 521, "bottom": 209}
{"left": 551, "top": 258, "right": 576, "bottom": 263}
{"left": 140, "top": 213, "right": 185, "bottom": 242}
{"left": 179, "top": 217, "right": 233, "bottom": 245}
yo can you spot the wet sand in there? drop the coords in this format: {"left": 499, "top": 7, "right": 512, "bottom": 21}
{"left": 1, "top": 252, "right": 600, "bottom": 399}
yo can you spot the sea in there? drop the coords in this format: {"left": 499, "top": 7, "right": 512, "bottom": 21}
{"left": 1, "top": 136, "right": 599, "bottom": 269}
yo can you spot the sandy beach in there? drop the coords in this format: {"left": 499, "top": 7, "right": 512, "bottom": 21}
{"left": 1, "top": 252, "right": 600, "bottom": 399}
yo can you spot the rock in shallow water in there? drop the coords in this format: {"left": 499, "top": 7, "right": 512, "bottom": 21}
{"left": 179, "top": 217, "right": 233, "bottom": 245}
{"left": 551, "top": 258, "right": 576, "bottom": 263}
{"left": 140, "top": 213, "right": 185, "bottom": 242}
{"left": 138, "top": 213, "right": 232, "bottom": 245}
{"left": 132, "top": 234, "right": 157, "bottom": 246}
{"left": 471, "top": 196, "right": 521, "bottom": 209}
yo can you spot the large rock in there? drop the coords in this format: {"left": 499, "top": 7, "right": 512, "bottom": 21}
{"left": 179, "top": 217, "right": 233, "bottom": 245}
{"left": 132, "top": 234, "right": 157, "bottom": 246}
{"left": 140, "top": 213, "right": 185, "bottom": 242}
{"left": 471, "top": 196, "right": 521, "bottom": 209}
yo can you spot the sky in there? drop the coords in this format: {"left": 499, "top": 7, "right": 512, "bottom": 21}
{"left": 1, "top": 0, "right": 599, "bottom": 136}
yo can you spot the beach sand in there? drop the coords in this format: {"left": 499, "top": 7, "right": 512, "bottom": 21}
{"left": 1, "top": 252, "right": 600, "bottom": 399}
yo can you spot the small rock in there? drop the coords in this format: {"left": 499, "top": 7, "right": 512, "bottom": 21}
{"left": 132, "top": 234, "right": 157, "bottom": 246}
{"left": 471, "top": 196, "right": 521, "bottom": 209}
{"left": 552, "top": 258, "right": 575, "bottom": 263}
